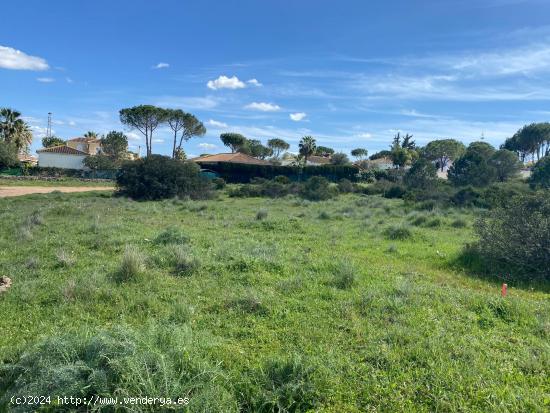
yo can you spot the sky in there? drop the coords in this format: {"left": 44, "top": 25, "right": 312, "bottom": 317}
{"left": 1, "top": 0, "right": 550, "bottom": 157}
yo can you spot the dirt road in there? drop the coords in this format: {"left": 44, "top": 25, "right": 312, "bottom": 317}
{"left": 0, "top": 186, "right": 115, "bottom": 198}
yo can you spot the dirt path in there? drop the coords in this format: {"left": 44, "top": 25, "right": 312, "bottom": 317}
{"left": 0, "top": 186, "right": 115, "bottom": 198}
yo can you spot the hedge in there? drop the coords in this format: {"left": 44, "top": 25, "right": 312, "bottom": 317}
{"left": 199, "top": 162, "right": 360, "bottom": 183}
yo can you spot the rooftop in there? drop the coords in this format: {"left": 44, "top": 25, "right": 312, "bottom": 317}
{"left": 190, "top": 153, "right": 271, "bottom": 165}
{"left": 37, "top": 145, "right": 88, "bottom": 155}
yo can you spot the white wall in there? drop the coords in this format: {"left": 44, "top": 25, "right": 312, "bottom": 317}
{"left": 38, "top": 153, "right": 87, "bottom": 170}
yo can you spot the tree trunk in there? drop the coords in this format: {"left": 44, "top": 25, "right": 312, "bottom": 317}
{"left": 172, "top": 130, "right": 177, "bottom": 158}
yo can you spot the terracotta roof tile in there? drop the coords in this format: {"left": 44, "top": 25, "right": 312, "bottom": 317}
{"left": 190, "top": 153, "right": 271, "bottom": 165}
{"left": 37, "top": 145, "right": 88, "bottom": 155}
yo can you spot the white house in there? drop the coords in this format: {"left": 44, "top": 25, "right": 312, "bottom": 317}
{"left": 37, "top": 145, "right": 88, "bottom": 169}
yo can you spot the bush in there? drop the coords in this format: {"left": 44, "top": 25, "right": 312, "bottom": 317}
{"left": 168, "top": 245, "right": 200, "bottom": 276}
{"left": 474, "top": 191, "right": 550, "bottom": 282}
{"left": 256, "top": 209, "right": 268, "bottom": 220}
{"left": 384, "top": 225, "right": 413, "bottom": 240}
{"left": 384, "top": 185, "right": 406, "bottom": 199}
{"left": 300, "top": 176, "right": 336, "bottom": 201}
{"left": 212, "top": 177, "right": 226, "bottom": 189}
{"left": 337, "top": 178, "right": 354, "bottom": 193}
{"left": 116, "top": 155, "right": 212, "bottom": 200}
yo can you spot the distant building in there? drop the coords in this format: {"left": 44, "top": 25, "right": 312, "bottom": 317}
{"left": 17, "top": 153, "right": 38, "bottom": 166}
{"left": 37, "top": 145, "right": 88, "bottom": 169}
{"left": 365, "top": 157, "right": 394, "bottom": 170}
{"left": 66, "top": 137, "right": 101, "bottom": 155}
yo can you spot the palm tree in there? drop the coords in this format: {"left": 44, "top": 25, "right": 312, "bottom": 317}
{"left": 84, "top": 131, "right": 99, "bottom": 139}
{"left": 0, "top": 108, "right": 33, "bottom": 152}
{"left": 299, "top": 136, "right": 316, "bottom": 164}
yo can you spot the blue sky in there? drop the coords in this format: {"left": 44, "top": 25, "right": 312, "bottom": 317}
{"left": 1, "top": 0, "right": 550, "bottom": 157}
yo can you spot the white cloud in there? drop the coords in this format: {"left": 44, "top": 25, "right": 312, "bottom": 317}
{"left": 152, "top": 138, "right": 164, "bottom": 143}
{"left": 126, "top": 132, "right": 142, "bottom": 141}
{"left": 198, "top": 143, "right": 218, "bottom": 150}
{"left": 245, "top": 102, "right": 281, "bottom": 112}
{"left": 36, "top": 77, "right": 55, "bottom": 83}
{"left": 153, "top": 62, "right": 170, "bottom": 69}
{"left": 68, "top": 121, "right": 76, "bottom": 126}
{"left": 355, "top": 132, "right": 372, "bottom": 139}
{"left": 0, "top": 45, "right": 49, "bottom": 71}
{"left": 289, "top": 112, "right": 307, "bottom": 121}
{"left": 207, "top": 119, "right": 228, "bottom": 128}
{"left": 66, "top": 77, "right": 73, "bottom": 83}
{"left": 207, "top": 75, "right": 246, "bottom": 90}
{"left": 247, "top": 78, "right": 263, "bottom": 87}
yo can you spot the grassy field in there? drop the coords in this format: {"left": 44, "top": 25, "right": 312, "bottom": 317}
{"left": 0, "top": 190, "right": 548, "bottom": 412}
{"left": 0, "top": 177, "right": 114, "bottom": 187}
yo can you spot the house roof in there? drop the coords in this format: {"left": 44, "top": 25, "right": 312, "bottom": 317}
{"left": 17, "top": 153, "right": 38, "bottom": 162}
{"left": 307, "top": 155, "right": 331, "bottom": 164}
{"left": 37, "top": 145, "right": 88, "bottom": 155}
{"left": 189, "top": 153, "right": 271, "bottom": 165}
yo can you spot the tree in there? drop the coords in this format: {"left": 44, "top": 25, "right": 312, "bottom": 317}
{"left": 167, "top": 109, "right": 186, "bottom": 158}
{"left": 267, "top": 138, "right": 289, "bottom": 159}
{"left": 174, "top": 148, "right": 186, "bottom": 160}
{"left": 489, "top": 149, "right": 521, "bottom": 182}
{"left": 404, "top": 158, "right": 437, "bottom": 189}
{"left": 101, "top": 131, "right": 128, "bottom": 162}
{"left": 119, "top": 105, "right": 169, "bottom": 156}
{"left": 448, "top": 151, "right": 495, "bottom": 187}
{"left": 369, "top": 150, "right": 392, "bottom": 160}
{"left": 84, "top": 153, "right": 116, "bottom": 170}
{"left": 220, "top": 133, "right": 246, "bottom": 153}
{"left": 331, "top": 152, "right": 350, "bottom": 165}
{"left": 0, "top": 108, "right": 33, "bottom": 152}
{"left": 401, "top": 133, "right": 416, "bottom": 150}
{"left": 83, "top": 131, "right": 99, "bottom": 139}
{"left": 176, "top": 113, "right": 206, "bottom": 154}
{"left": 0, "top": 141, "right": 18, "bottom": 170}
{"left": 42, "top": 136, "right": 65, "bottom": 148}
{"left": 467, "top": 141, "right": 496, "bottom": 160}
{"left": 351, "top": 148, "right": 368, "bottom": 160}
{"left": 529, "top": 156, "right": 550, "bottom": 189}
{"left": 423, "top": 139, "right": 466, "bottom": 171}
{"left": 244, "top": 139, "right": 273, "bottom": 159}
{"left": 314, "top": 146, "right": 335, "bottom": 156}
{"left": 507, "top": 123, "right": 550, "bottom": 162}
{"left": 299, "top": 136, "right": 316, "bottom": 164}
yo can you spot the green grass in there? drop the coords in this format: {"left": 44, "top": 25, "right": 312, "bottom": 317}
{"left": 0, "top": 191, "right": 548, "bottom": 412}
{"left": 0, "top": 177, "right": 114, "bottom": 187}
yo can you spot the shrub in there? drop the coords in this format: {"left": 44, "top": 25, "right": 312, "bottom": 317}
{"left": 212, "top": 177, "right": 226, "bottom": 189}
{"left": 451, "top": 218, "right": 468, "bottom": 228}
{"left": 154, "top": 227, "right": 189, "bottom": 245}
{"left": 404, "top": 158, "right": 437, "bottom": 189}
{"left": 337, "top": 178, "right": 354, "bottom": 193}
{"left": 256, "top": 209, "right": 268, "bottom": 220}
{"left": 300, "top": 176, "right": 336, "bottom": 201}
{"left": 318, "top": 211, "right": 331, "bottom": 220}
{"left": 384, "top": 225, "right": 413, "bottom": 240}
{"left": 0, "top": 141, "right": 18, "bottom": 170}
{"left": 116, "top": 155, "right": 212, "bottom": 200}
{"left": 474, "top": 191, "right": 550, "bottom": 282}
{"left": 384, "top": 184, "right": 406, "bottom": 199}
{"left": 273, "top": 175, "right": 291, "bottom": 184}
{"left": 115, "top": 246, "right": 144, "bottom": 282}
{"left": 56, "top": 249, "right": 75, "bottom": 267}
{"left": 451, "top": 186, "right": 485, "bottom": 208}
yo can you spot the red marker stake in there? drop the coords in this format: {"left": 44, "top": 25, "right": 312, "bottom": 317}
{"left": 501, "top": 283, "right": 508, "bottom": 297}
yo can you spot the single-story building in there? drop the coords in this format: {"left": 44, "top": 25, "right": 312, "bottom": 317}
{"left": 190, "top": 153, "right": 271, "bottom": 166}
{"left": 37, "top": 145, "right": 88, "bottom": 169}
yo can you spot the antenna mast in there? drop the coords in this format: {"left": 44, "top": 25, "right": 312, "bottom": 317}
{"left": 47, "top": 112, "right": 52, "bottom": 138}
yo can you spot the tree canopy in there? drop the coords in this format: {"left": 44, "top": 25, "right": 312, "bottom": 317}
{"left": 299, "top": 136, "right": 316, "bottom": 163}
{"left": 267, "top": 138, "right": 290, "bottom": 159}
{"left": 119, "top": 105, "right": 169, "bottom": 156}
{"left": 503, "top": 123, "right": 550, "bottom": 162}
{"left": 220, "top": 133, "right": 247, "bottom": 153}
{"left": 423, "top": 139, "right": 466, "bottom": 171}
{"left": 0, "top": 108, "right": 33, "bottom": 153}
{"left": 314, "top": 146, "right": 335, "bottom": 156}
{"left": 101, "top": 131, "right": 129, "bottom": 161}
{"left": 42, "top": 136, "right": 65, "bottom": 148}
{"left": 330, "top": 153, "right": 350, "bottom": 165}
